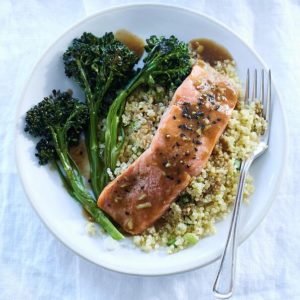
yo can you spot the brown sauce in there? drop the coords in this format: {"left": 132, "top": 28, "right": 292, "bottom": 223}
{"left": 115, "top": 29, "right": 145, "bottom": 58}
{"left": 189, "top": 38, "right": 233, "bottom": 66}
{"left": 69, "top": 140, "right": 90, "bottom": 179}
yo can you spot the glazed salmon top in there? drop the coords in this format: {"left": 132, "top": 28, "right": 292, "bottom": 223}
{"left": 98, "top": 61, "right": 238, "bottom": 234}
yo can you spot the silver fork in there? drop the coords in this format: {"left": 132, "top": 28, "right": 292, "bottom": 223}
{"left": 212, "top": 69, "right": 271, "bottom": 299}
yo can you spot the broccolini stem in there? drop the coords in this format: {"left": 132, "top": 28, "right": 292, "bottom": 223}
{"left": 95, "top": 73, "right": 114, "bottom": 113}
{"left": 83, "top": 203, "right": 124, "bottom": 240}
{"left": 50, "top": 127, "right": 124, "bottom": 240}
{"left": 75, "top": 59, "right": 102, "bottom": 197}
{"left": 76, "top": 60, "right": 93, "bottom": 104}
{"left": 104, "top": 69, "right": 145, "bottom": 172}
{"left": 89, "top": 74, "right": 115, "bottom": 196}
{"left": 88, "top": 107, "right": 102, "bottom": 197}
{"left": 76, "top": 61, "right": 115, "bottom": 197}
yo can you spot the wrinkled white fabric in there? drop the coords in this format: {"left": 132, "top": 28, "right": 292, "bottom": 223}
{"left": 0, "top": 0, "right": 299, "bottom": 299}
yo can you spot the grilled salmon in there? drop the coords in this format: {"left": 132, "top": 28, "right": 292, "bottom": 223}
{"left": 98, "top": 61, "right": 238, "bottom": 234}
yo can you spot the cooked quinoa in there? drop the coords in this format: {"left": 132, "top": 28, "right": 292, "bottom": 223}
{"left": 107, "top": 61, "right": 266, "bottom": 253}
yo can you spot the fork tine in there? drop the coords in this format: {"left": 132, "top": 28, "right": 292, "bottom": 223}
{"left": 245, "top": 69, "right": 250, "bottom": 104}
{"left": 251, "top": 69, "right": 258, "bottom": 102}
{"left": 260, "top": 70, "right": 264, "bottom": 108}
{"left": 265, "top": 70, "right": 271, "bottom": 123}
{"left": 262, "top": 70, "right": 271, "bottom": 144}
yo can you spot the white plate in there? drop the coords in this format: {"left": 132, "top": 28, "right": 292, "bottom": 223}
{"left": 15, "top": 4, "right": 287, "bottom": 276}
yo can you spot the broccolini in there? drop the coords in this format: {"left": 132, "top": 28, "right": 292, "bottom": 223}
{"left": 63, "top": 32, "right": 138, "bottom": 196}
{"left": 24, "top": 90, "right": 123, "bottom": 240}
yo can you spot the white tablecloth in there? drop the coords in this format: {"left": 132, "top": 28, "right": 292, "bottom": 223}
{"left": 1, "top": 0, "right": 299, "bottom": 299}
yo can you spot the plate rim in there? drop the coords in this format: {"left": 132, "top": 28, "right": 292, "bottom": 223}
{"left": 14, "top": 2, "right": 288, "bottom": 276}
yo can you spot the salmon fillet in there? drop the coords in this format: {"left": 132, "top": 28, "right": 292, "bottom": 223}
{"left": 98, "top": 61, "right": 238, "bottom": 234}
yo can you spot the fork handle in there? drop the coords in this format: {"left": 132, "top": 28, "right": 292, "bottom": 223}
{"left": 213, "top": 159, "right": 253, "bottom": 299}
